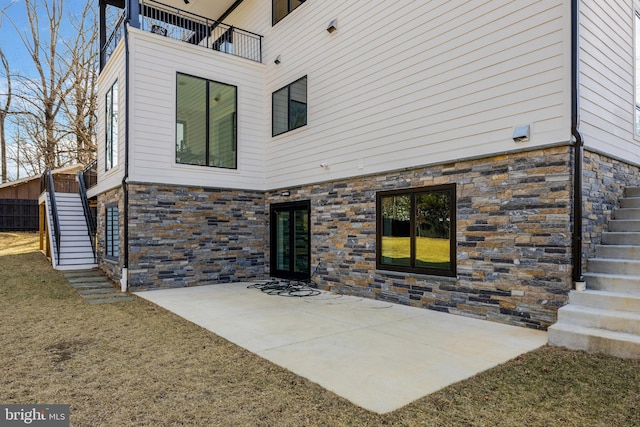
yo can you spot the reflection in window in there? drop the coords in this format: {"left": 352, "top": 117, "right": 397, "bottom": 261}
{"left": 273, "top": 0, "right": 306, "bottom": 25}
{"left": 105, "top": 80, "right": 118, "bottom": 171}
{"left": 377, "top": 185, "right": 456, "bottom": 277}
{"left": 106, "top": 204, "right": 119, "bottom": 259}
{"left": 272, "top": 76, "right": 307, "bottom": 136}
{"left": 176, "top": 73, "right": 237, "bottom": 169}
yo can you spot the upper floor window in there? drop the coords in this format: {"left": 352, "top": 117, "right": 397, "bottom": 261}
{"left": 376, "top": 185, "right": 456, "bottom": 277}
{"left": 273, "top": 0, "right": 306, "bottom": 25}
{"left": 105, "top": 80, "right": 118, "bottom": 171}
{"left": 272, "top": 76, "right": 307, "bottom": 136}
{"left": 176, "top": 73, "right": 237, "bottom": 169}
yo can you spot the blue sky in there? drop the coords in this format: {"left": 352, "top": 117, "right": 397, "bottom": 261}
{"left": 0, "top": 0, "right": 93, "bottom": 180}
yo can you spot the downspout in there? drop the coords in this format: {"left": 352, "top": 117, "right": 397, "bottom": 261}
{"left": 571, "top": 0, "right": 585, "bottom": 288}
{"left": 120, "top": 3, "right": 135, "bottom": 292}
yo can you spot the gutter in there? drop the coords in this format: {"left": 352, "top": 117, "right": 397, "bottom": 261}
{"left": 571, "top": 0, "right": 585, "bottom": 288}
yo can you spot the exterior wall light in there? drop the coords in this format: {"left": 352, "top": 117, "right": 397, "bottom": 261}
{"left": 274, "top": 55, "right": 282, "bottom": 64}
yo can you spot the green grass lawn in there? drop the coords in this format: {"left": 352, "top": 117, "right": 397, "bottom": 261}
{"left": 2, "top": 232, "right": 640, "bottom": 426}
{"left": 381, "top": 236, "right": 450, "bottom": 267}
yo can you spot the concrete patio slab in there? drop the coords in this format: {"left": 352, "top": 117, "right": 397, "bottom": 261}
{"left": 134, "top": 283, "right": 547, "bottom": 414}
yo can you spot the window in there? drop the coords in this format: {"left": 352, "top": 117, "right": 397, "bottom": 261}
{"left": 273, "top": 0, "right": 306, "bottom": 25}
{"left": 176, "top": 73, "right": 237, "bottom": 169}
{"left": 105, "top": 80, "right": 118, "bottom": 171}
{"left": 105, "top": 204, "right": 119, "bottom": 259}
{"left": 272, "top": 76, "right": 307, "bottom": 136}
{"left": 376, "top": 185, "right": 456, "bottom": 277}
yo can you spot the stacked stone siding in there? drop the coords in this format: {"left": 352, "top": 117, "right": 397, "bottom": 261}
{"left": 583, "top": 150, "right": 640, "bottom": 262}
{"left": 98, "top": 145, "right": 640, "bottom": 329}
{"left": 125, "top": 183, "right": 266, "bottom": 290}
{"left": 97, "top": 187, "right": 124, "bottom": 282}
{"left": 268, "top": 146, "right": 574, "bottom": 329}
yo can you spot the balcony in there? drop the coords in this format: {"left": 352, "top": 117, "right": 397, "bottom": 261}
{"left": 100, "top": 0, "right": 262, "bottom": 70}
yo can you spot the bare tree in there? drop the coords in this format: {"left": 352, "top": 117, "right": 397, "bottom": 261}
{"left": 0, "top": 48, "right": 10, "bottom": 183}
{"left": 1, "top": 0, "right": 98, "bottom": 176}
{"left": 60, "top": 1, "right": 98, "bottom": 165}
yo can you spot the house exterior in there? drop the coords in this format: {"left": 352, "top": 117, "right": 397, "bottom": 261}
{"left": 91, "top": 0, "right": 640, "bottom": 334}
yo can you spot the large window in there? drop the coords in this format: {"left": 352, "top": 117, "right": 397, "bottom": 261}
{"left": 376, "top": 185, "right": 456, "bottom": 277}
{"left": 272, "top": 76, "right": 307, "bottom": 136}
{"left": 273, "top": 0, "right": 306, "bottom": 25}
{"left": 105, "top": 80, "right": 118, "bottom": 171}
{"left": 176, "top": 73, "right": 237, "bottom": 169}
{"left": 105, "top": 204, "right": 119, "bottom": 259}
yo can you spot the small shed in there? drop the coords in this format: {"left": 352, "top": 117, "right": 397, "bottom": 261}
{"left": 0, "top": 165, "right": 84, "bottom": 231}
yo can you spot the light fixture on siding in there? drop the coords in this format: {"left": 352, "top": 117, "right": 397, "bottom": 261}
{"left": 512, "top": 125, "right": 530, "bottom": 143}
{"left": 320, "top": 162, "right": 329, "bottom": 168}
{"left": 326, "top": 18, "right": 338, "bottom": 33}
{"left": 274, "top": 55, "right": 282, "bottom": 64}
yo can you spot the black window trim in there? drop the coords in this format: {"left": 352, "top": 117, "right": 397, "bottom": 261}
{"left": 272, "top": 0, "right": 307, "bottom": 26}
{"left": 272, "top": 75, "right": 307, "bottom": 137}
{"left": 105, "top": 203, "right": 119, "bottom": 260}
{"left": 270, "top": 199, "right": 311, "bottom": 281}
{"left": 105, "top": 79, "right": 118, "bottom": 172}
{"left": 376, "top": 184, "right": 457, "bottom": 277}
{"left": 175, "top": 72, "right": 238, "bottom": 169}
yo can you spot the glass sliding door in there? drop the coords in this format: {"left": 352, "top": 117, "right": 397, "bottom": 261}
{"left": 270, "top": 201, "right": 310, "bottom": 280}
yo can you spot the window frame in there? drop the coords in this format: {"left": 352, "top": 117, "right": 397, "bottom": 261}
{"left": 376, "top": 184, "right": 457, "bottom": 277}
{"left": 175, "top": 72, "right": 238, "bottom": 169}
{"left": 105, "top": 204, "right": 119, "bottom": 260}
{"left": 270, "top": 200, "right": 311, "bottom": 281}
{"left": 272, "top": 0, "right": 306, "bottom": 25}
{"left": 272, "top": 75, "right": 307, "bottom": 137}
{"left": 105, "top": 80, "right": 118, "bottom": 171}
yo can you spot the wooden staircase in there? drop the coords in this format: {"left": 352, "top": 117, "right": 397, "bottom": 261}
{"left": 548, "top": 187, "right": 640, "bottom": 358}
{"left": 45, "top": 192, "right": 97, "bottom": 270}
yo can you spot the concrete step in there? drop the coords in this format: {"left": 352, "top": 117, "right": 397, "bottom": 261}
{"left": 609, "top": 219, "right": 640, "bottom": 232}
{"left": 584, "top": 272, "right": 640, "bottom": 293}
{"left": 626, "top": 187, "right": 640, "bottom": 198}
{"left": 556, "top": 304, "right": 640, "bottom": 335}
{"left": 56, "top": 263, "right": 98, "bottom": 271}
{"left": 614, "top": 208, "right": 640, "bottom": 220}
{"left": 570, "top": 289, "right": 640, "bottom": 313}
{"left": 595, "top": 244, "right": 640, "bottom": 260}
{"left": 548, "top": 323, "right": 640, "bottom": 359}
{"left": 587, "top": 258, "right": 640, "bottom": 275}
{"left": 602, "top": 231, "right": 640, "bottom": 245}
{"left": 620, "top": 198, "right": 640, "bottom": 208}
{"left": 62, "top": 269, "right": 133, "bottom": 304}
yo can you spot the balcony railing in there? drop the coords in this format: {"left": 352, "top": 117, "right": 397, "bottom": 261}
{"left": 101, "top": 0, "right": 262, "bottom": 70}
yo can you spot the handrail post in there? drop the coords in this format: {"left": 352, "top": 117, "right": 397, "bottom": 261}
{"left": 44, "top": 168, "right": 61, "bottom": 264}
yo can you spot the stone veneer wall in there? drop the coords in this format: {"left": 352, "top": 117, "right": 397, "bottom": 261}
{"left": 97, "top": 187, "right": 124, "bottom": 283}
{"left": 267, "top": 146, "right": 574, "bottom": 329}
{"left": 125, "top": 183, "right": 266, "bottom": 290}
{"left": 582, "top": 150, "right": 640, "bottom": 263}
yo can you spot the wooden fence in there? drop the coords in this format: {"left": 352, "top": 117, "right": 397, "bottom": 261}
{"left": 0, "top": 199, "right": 39, "bottom": 231}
